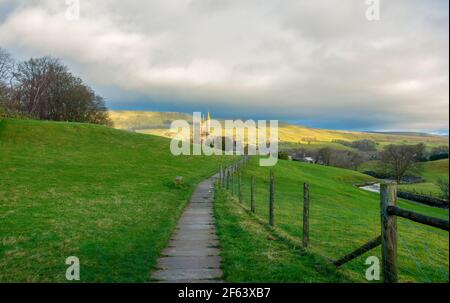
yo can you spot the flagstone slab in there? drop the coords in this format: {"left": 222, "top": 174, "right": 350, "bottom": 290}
{"left": 153, "top": 268, "right": 223, "bottom": 281}
{"left": 157, "top": 256, "right": 222, "bottom": 269}
{"left": 162, "top": 247, "right": 221, "bottom": 257}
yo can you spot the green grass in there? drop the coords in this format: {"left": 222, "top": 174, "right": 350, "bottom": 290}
{"left": 0, "top": 118, "right": 233, "bottom": 282}
{"left": 358, "top": 159, "right": 449, "bottom": 198}
{"left": 399, "top": 159, "right": 449, "bottom": 197}
{"left": 217, "top": 158, "right": 449, "bottom": 282}
{"left": 214, "top": 187, "right": 353, "bottom": 282}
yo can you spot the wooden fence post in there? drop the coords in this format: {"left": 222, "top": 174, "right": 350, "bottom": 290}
{"left": 238, "top": 172, "right": 242, "bottom": 203}
{"left": 302, "top": 183, "right": 310, "bottom": 248}
{"left": 269, "top": 170, "right": 275, "bottom": 226}
{"left": 226, "top": 169, "right": 230, "bottom": 190}
{"left": 380, "top": 183, "right": 398, "bottom": 283}
{"left": 250, "top": 176, "right": 255, "bottom": 213}
{"left": 219, "top": 165, "right": 223, "bottom": 186}
{"left": 221, "top": 167, "right": 225, "bottom": 187}
{"left": 231, "top": 168, "right": 235, "bottom": 196}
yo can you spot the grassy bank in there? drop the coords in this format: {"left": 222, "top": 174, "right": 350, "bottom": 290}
{"left": 214, "top": 187, "right": 353, "bottom": 282}
{"left": 399, "top": 159, "right": 449, "bottom": 197}
{"left": 216, "top": 158, "right": 448, "bottom": 282}
{"left": 0, "top": 119, "right": 233, "bottom": 282}
{"left": 359, "top": 159, "right": 449, "bottom": 198}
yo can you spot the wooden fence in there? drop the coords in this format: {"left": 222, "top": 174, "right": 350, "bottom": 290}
{"left": 218, "top": 158, "right": 311, "bottom": 248}
{"left": 378, "top": 183, "right": 449, "bottom": 282}
{"left": 218, "top": 160, "right": 449, "bottom": 283}
{"left": 333, "top": 183, "right": 448, "bottom": 282}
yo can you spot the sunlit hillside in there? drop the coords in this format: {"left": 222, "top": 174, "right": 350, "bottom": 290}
{"left": 110, "top": 111, "right": 449, "bottom": 150}
{"left": 109, "top": 111, "right": 192, "bottom": 131}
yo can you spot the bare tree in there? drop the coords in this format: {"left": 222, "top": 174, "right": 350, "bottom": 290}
{"left": 0, "top": 48, "right": 14, "bottom": 107}
{"left": 13, "top": 57, "right": 61, "bottom": 118}
{"left": 11, "top": 55, "right": 111, "bottom": 125}
{"left": 330, "top": 150, "right": 364, "bottom": 170}
{"left": 317, "top": 147, "right": 332, "bottom": 165}
{"left": 379, "top": 144, "right": 424, "bottom": 183}
{"left": 437, "top": 178, "right": 449, "bottom": 201}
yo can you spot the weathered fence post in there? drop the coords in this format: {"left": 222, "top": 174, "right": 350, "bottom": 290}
{"left": 219, "top": 165, "right": 223, "bottom": 186}
{"left": 238, "top": 172, "right": 242, "bottom": 203}
{"left": 226, "top": 169, "right": 230, "bottom": 190}
{"left": 221, "top": 167, "right": 225, "bottom": 187}
{"left": 250, "top": 176, "right": 255, "bottom": 213}
{"left": 302, "top": 183, "right": 310, "bottom": 248}
{"left": 269, "top": 170, "right": 275, "bottom": 226}
{"left": 231, "top": 167, "right": 235, "bottom": 196}
{"left": 380, "top": 183, "right": 398, "bottom": 283}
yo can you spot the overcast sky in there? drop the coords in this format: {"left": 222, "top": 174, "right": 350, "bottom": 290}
{"left": 0, "top": 0, "right": 448, "bottom": 132}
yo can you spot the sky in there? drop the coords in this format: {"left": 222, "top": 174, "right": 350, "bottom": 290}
{"left": 0, "top": 0, "right": 448, "bottom": 133}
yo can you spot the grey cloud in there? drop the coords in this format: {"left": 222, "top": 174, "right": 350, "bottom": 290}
{"left": 0, "top": 0, "right": 448, "bottom": 132}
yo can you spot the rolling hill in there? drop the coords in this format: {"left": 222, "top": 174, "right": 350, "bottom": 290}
{"left": 0, "top": 117, "right": 447, "bottom": 282}
{"left": 358, "top": 159, "right": 449, "bottom": 198}
{"left": 399, "top": 159, "right": 449, "bottom": 197}
{"left": 109, "top": 110, "right": 449, "bottom": 150}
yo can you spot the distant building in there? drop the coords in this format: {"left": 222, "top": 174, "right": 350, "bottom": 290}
{"left": 290, "top": 151, "right": 315, "bottom": 163}
{"left": 303, "top": 157, "right": 315, "bottom": 163}
{"left": 201, "top": 112, "right": 212, "bottom": 140}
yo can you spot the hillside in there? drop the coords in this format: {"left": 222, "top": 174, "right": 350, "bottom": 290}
{"left": 399, "top": 159, "right": 449, "bottom": 197}
{"left": 358, "top": 159, "right": 449, "bottom": 198}
{"left": 0, "top": 118, "right": 233, "bottom": 282}
{"left": 110, "top": 110, "right": 449, "bottom": 150}
{"left": 0, "top": 118, "right": 447, "bottom": 283}
{"left": 109, "top": 111, "right": 191, "bottom": 131}
{"left": 216, "top": 158, "right": 449, "bottom": 282}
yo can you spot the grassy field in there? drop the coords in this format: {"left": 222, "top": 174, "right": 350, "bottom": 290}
{"left": 359, "top": 159, "right": 449, "bottom": 198}
{"left": 0, "top": 118, "right": 233, "bottom": 282}
{"left": 399, "top": 159, "right": 449, "bottom": 197}
{"left": 3, "top": 116, "right": 445, "bottom": 283}
{"left": 216, "top": 158, "right": 449, "bottom": 282}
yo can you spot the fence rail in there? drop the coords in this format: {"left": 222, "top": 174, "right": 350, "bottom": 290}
{"left": 333, "top": 236, "right": 381, "bottom": 267}
{"left": 387, "top": 205, "right": 449, "bottom": 231}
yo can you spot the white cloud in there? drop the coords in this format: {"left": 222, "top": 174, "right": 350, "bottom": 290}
{"left": 0, "top": 0, "right": 448, "bottom": 131}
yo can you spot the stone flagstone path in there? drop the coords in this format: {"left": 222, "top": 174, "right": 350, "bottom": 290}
{"left": 152, "top": 173, "right": 222, "bottom": 282}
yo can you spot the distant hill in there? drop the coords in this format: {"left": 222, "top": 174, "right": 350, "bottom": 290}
{"left": 366, "top": 131, "right": 448, "bottom": 138}
{"left": 109, "top": 110, "right": 192, "bottom": 130}
{"left": 109, "top": 110, "right": 449, "bottom": 150}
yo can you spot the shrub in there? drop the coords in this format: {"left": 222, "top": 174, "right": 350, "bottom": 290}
{"left": 278, "top": 151, "right": 290, "bottom": 160}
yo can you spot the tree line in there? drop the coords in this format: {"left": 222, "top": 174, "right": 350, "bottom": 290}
{"left": 284, "top": 141, "right": 447, "bottom": 184}
{"left": 0, "top": 48, "right": 111, "bottom": 126}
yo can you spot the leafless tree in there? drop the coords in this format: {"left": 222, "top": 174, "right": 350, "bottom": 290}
{"left": 0, "top": 48, "right": 14, "bottom": 82}
{"left": 317, "top": 147, "right": 332, "bottom": 165}
{"left": 379, "top": 144, "right": 424, "bottom": 183}
{"left": 11, "top": 55, "right": 111, "bottom": 125}
{"left": 437, "top": 178, "right": 449, "bottom": 201}
{"left": 0, "top": 48, "right": 14, "bottom": 107}
{"left": 13, "top": 57, "right": 61, "bottom": 118}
